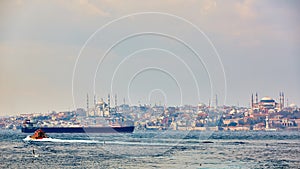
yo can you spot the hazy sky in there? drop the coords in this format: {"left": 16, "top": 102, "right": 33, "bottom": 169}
{"left": 0, "top": 0, "right": 299, "bottom": 115}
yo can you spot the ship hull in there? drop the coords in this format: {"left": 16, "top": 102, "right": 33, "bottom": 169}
{"left": 21, "top": 126, "right": 134, "bottom": 133}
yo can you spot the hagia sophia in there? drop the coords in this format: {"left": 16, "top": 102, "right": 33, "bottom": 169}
{"left": 250, "top": 92, "right": 286, "bottom": 113}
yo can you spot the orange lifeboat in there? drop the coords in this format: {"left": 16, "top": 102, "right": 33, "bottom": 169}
{"left": 30, "top": 129, "right": 48, "bottom": 139}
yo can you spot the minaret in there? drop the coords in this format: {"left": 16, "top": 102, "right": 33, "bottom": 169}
{"left": 251, "top": 93, "right": 254, "bottom": 109}
{"left": 115, "top": 94, "right": 117, "bottom": 107}
{"left": 279, "top": 92, "right": 282, "bottom": 110}
{"left": 94, "top": 94, "right": 96, "bottom": 107}
{"left": 279, "top": 92, "right": 285, "bottom": 110}
{"left": 115, "top": 94, "right": 118, "bottom": 112}
{"left": 86, "top": 93, "right": 89, "bottom": 117}
{"left": 255, "top": 92, "right": 258, "bottom": 104}
{"left": 265, "top": 115, "right": 269, "bottom": 129}
{"left": 215, "top": 94, "right": 218, "bottom": 108}
{"left": 107, "top": 94, "right": 110, "bottom": 110}
{"left": 101, "top": 98, "right": 104, "bottom": 110}
{"left": 282, "top": 92, "right": 285, "bottom": 108}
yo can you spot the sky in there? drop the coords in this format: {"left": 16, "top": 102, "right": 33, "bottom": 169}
{"left": 0, "top": 0, "right": 299, "bottom": 115}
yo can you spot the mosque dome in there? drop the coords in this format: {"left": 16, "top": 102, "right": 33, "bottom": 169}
{"left": 289, "top": 103, "right": 298, "bottom": 108}
{"left": 260, "top": 96, "right": 275, "bottom": 102}
{"left": 97, "top": 101, "right": 105, "bottom": 105}
{"left": 198, "top": 103, "right": 206, "bottom": 107}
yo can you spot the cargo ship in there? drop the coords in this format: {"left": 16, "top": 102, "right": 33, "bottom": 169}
{"left": 21, "top": 119, "right": 135, "bottom": 133}
{"left": 21, "top": 94, "right": 136, "bottom": 133}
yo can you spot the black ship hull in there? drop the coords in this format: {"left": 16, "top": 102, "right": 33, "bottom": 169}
{"left": 21, "top": 126, "right": 134, "bottom": 133}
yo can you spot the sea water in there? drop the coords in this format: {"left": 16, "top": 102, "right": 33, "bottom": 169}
{"left": 0, "top": 130, "right": 299, "bottom": 168}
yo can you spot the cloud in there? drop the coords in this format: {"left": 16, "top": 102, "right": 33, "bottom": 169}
{"left": 59, "top": 0, "right": 110, "bottom": 17}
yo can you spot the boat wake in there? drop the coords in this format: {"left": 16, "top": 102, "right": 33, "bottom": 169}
{"left": 23, "top": 136, "right": 100, "bottom": 143}
{"left": 23, "top": 136, "right": 199, "bottom": 146}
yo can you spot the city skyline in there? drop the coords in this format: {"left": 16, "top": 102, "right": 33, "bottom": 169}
{"left": 0, "top": 0, "right": 299, "bottom": 115}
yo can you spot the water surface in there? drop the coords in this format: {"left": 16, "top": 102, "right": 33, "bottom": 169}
{"left": 0, "top": 130, "right": 299, "bottom": 168}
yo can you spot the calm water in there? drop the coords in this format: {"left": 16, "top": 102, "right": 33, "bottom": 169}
{"left": 0, "top": 130, "right": 299, "bottom": 168}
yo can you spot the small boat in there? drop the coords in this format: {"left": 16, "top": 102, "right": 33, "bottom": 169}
{"left": 23, "top": 130, "right": 99, "bottom": 143}
{"left": 29, "top": 129, "right": 48, "bottom": 140}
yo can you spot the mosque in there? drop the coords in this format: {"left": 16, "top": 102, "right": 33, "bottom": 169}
{"left": 250, "top": 92, "right": 285, "bottom": 113}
